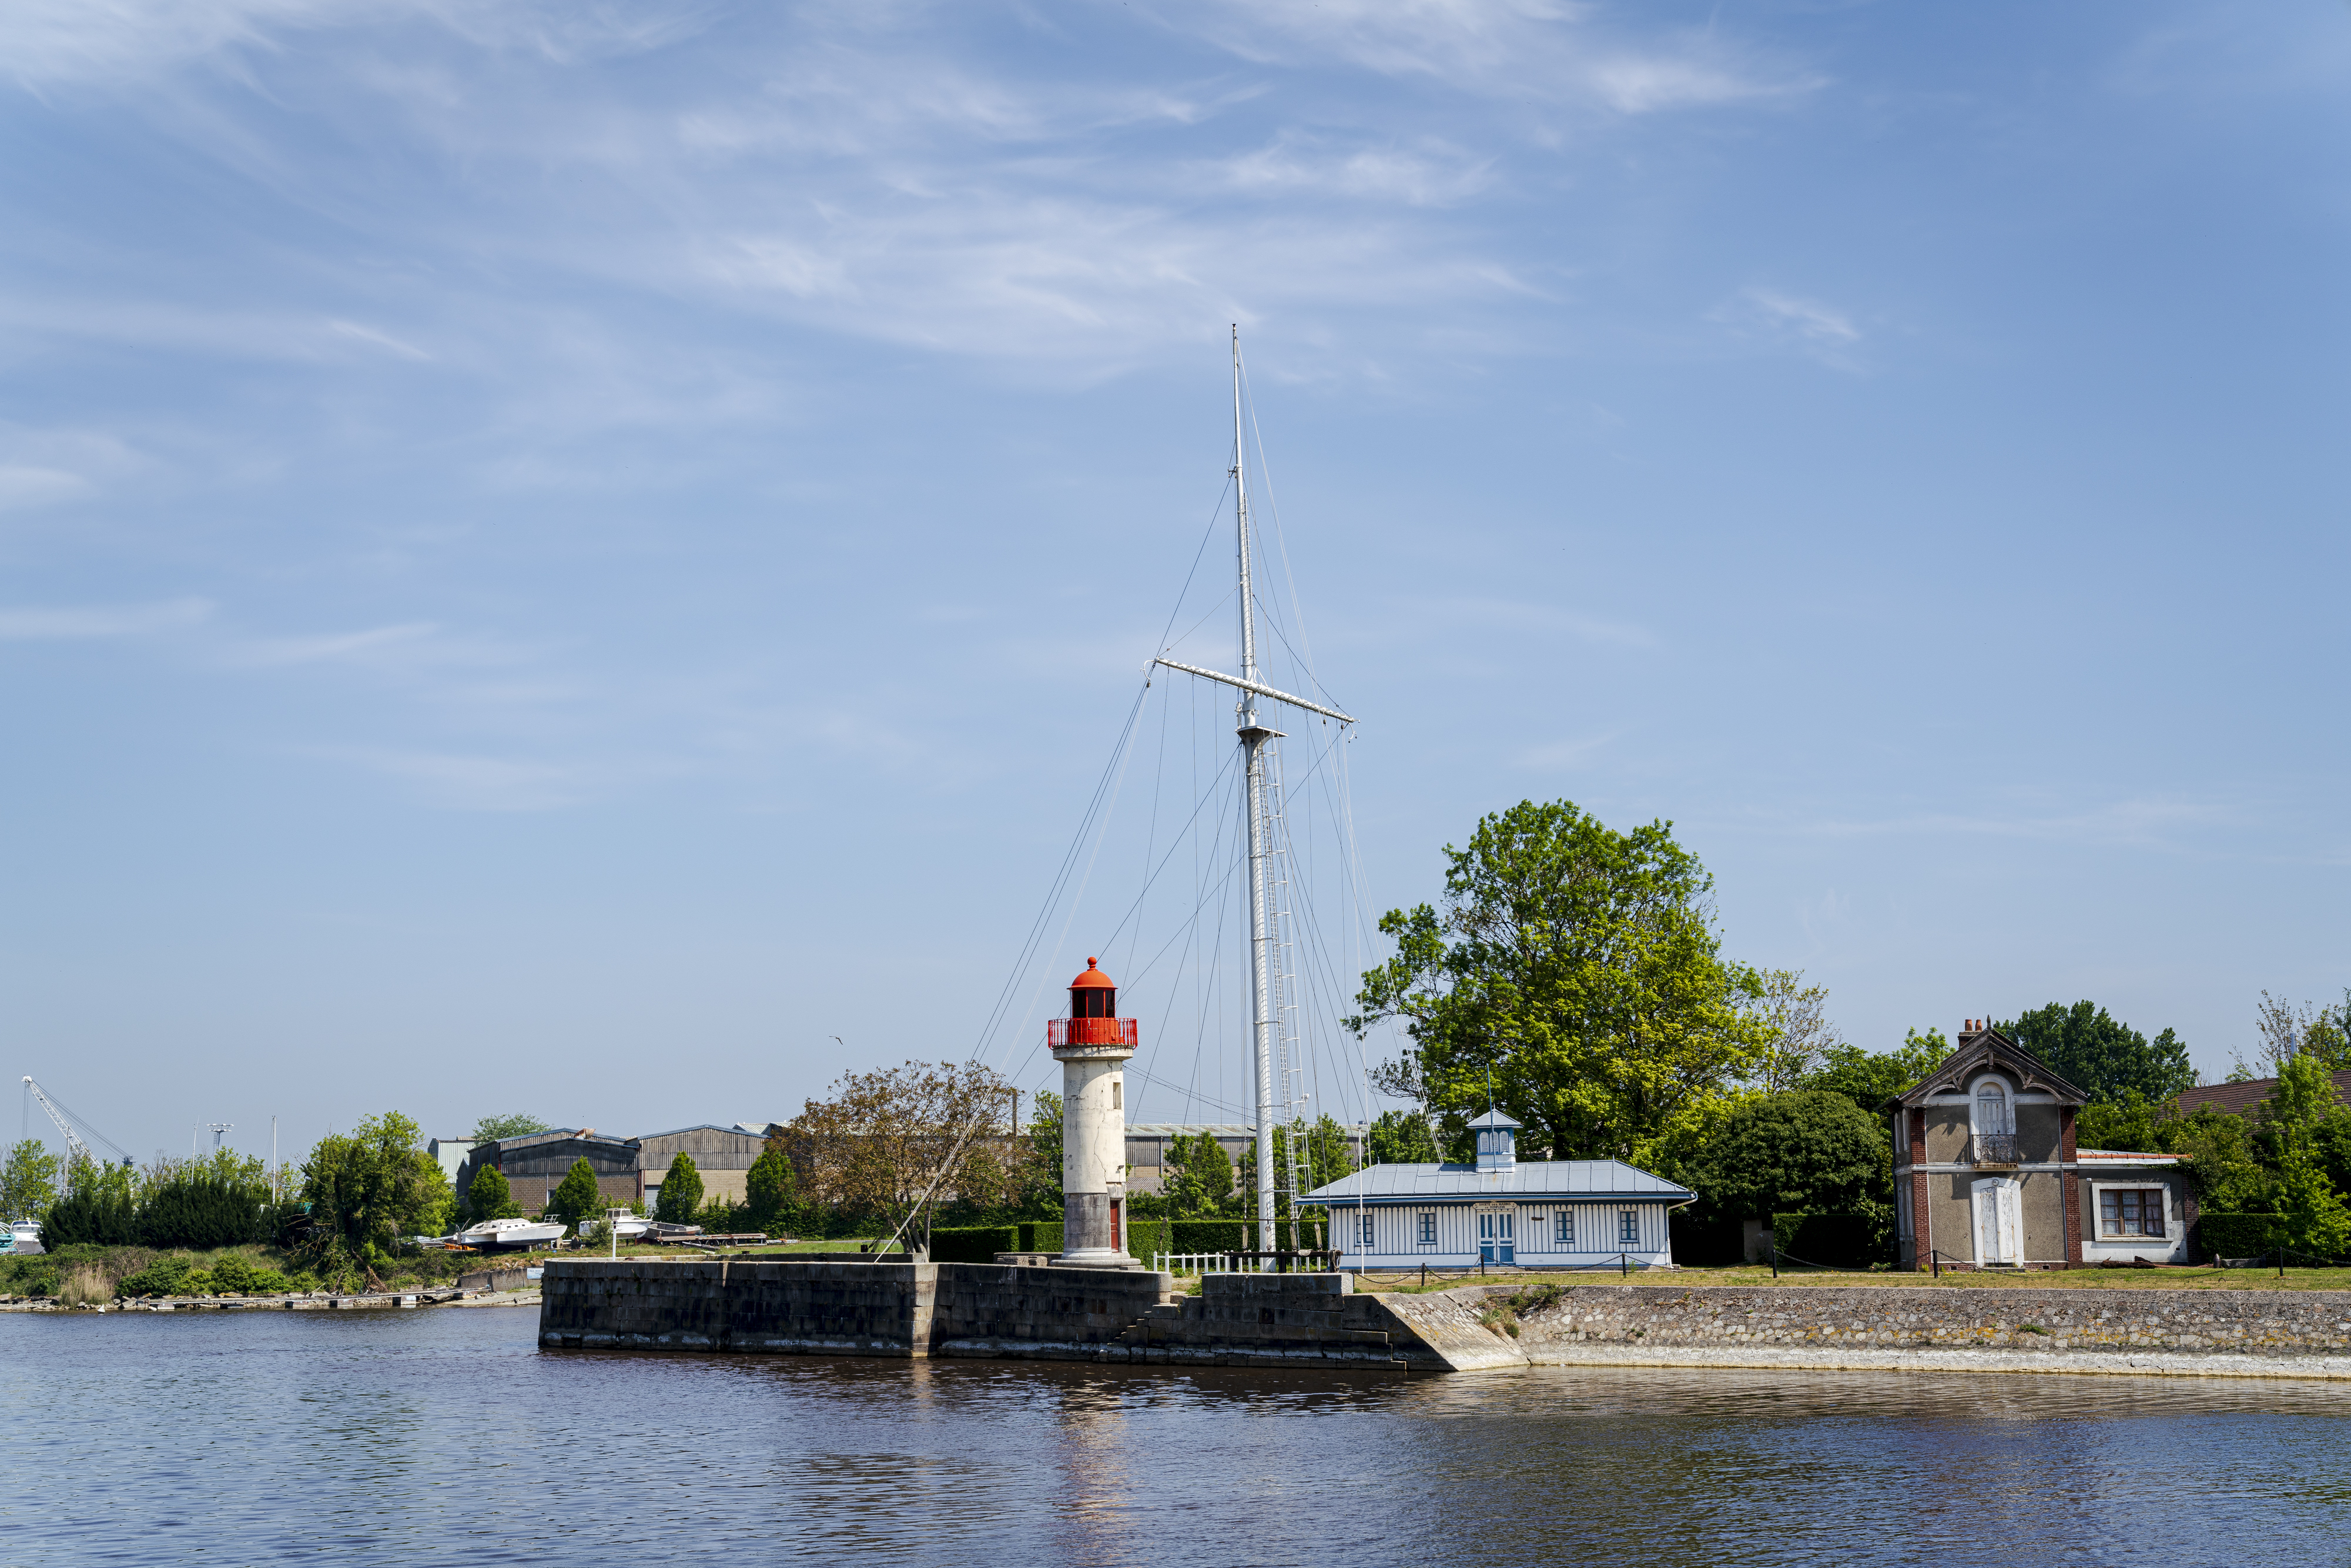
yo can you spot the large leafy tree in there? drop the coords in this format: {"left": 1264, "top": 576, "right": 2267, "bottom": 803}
{"left": 782, "top": 1061, "right": 1021, "bottom": 1244}
{"left": 1998, "top": 1001, "right": 2193, "bottom": 1101}
{"left": 1804, "top": 1028, "right": 1953, "bottom": 1111}
{"left": 1746, "top": 969, "right": 1847, "bottom": 1093}
{"left": 1354, "top": 799, "right": 1769, "bottom": 1167}
{"left": 1688, "top": 1091, "right": 1886, "bottom": 1223}
{"left": 299, "top": 1112, "right": 453, "bottom": 1276}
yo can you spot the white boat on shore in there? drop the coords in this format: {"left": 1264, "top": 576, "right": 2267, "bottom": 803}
{"left": 2, "top": 1220, "right": 40, "bottom": 1255}
{"left": 580, "top": 1215, "right": 652, "bottom": 1242}
{"left": 457, "top": 1218, "right": 567, "bottom": 1249}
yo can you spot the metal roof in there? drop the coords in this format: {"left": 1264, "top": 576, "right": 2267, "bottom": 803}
{"left": 1299, "top": 1159, "right": 1692, "bottom": 1204}
{"left": 1467, "top": 1109, "right": 1522, "bottom": 1130}
{"left": 2077, "top": 1148, "right": 2184, "bottom": 1166}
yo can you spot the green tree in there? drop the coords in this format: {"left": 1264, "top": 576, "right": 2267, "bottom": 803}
{"left": 654, "top": 1153, "right": 704, "bottom": 1223}
{"left": 1804, "top": 1027, "right": 1954, "bottom": 1111}
{"left": 1997, "top": 1001, "right": 2193, "bottom": 1101}
{"left": 1365, "top": 1109, "right": 1438, "bottom": 1165}
{"left": 1, "top": 1140, "right": 61, "bottom": 1221}
{"left": 467, "top": 1162, "right": 523, "bottom": 1223}
{"left": 471, "top": 1114, "right": 551, "bottom": 1143}
{"left": 745, "top": 1147, "right": 798, "bottom": 1231}
{"left": 1020, "top": 1091, "right": 1064, "bottom": 1217}
{"left": 2168, "top": 1107, "right": 2268, "bottom": 1211}
{"left": 1237, "top": 1115, "right": 1361, "bottom": 1218}
{"left": 2258, "top": 1055, "right": 2351, "bottom": 1256}
{"left": 1688, "top": 1090, "right": 1886, "bottom": 1223}
{"left": 547, "top": 1158, "right": 604, "bottom": 1232}
{"left": 1161, "top": 1131, "right": 1233, "bottom": 1218}
{"left": 299, "top": 1112, "right": 454, "bottom": 1278}
{"left": 1354, "top": 799, "right": 1770, "bottom": 1169}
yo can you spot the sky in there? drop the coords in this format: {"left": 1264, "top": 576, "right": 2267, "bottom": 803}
{"left": 3, "top": 0, "right": 2346, "bottom": 1168}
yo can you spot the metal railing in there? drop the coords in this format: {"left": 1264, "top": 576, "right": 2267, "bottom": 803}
{"left": 1153, "top": 1251, "right": 1238, "bottom": 1275}
{"left": 1967, "top": 1133, "right": 2020, "bottom": 1165}
{"left": 1047, "top": 1018, "right": 1139, "bottom": 1048}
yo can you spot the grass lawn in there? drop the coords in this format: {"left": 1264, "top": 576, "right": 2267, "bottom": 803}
{"left": 1358, "top": 1262, "right": 2351, "bottom": 1294}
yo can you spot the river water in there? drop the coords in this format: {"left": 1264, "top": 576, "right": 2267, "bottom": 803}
{"left": 5, "top": 1306, "right": 2349, "bottom": 1566}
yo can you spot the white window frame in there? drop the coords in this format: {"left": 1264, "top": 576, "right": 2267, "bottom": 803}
{"left": 2088, "top": 1180, "right": 2176, "bottom": 1244}
{"left": 1969, "top": 1073, "right": 2015, "bottom": 1138}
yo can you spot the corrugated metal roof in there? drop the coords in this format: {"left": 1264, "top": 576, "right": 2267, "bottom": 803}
{"left": 1300, "top": 1160, "right": 1692, "bottom": 1204}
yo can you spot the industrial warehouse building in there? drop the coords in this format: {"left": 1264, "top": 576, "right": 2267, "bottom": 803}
{"left": 448, "top": 1123, "right": 775, "bottom": 1213}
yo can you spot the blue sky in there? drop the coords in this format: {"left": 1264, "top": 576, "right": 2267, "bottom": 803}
{"left": 4, "top": 1, "right": 2346, "bottom": 1166}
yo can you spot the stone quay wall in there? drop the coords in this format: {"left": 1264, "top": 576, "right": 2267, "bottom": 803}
{"left": 539, "top": 1259, "right": 1171, "bottom": 1357}
{"left": 1505, "top": 1285, "right": 2351, "bottom": 1361}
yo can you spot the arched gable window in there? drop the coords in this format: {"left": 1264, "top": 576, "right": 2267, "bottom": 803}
{"left": 1974, "top": 1078, "right": 2014, "bottom": 1136}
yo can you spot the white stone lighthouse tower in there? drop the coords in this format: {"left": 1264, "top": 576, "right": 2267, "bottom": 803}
{"left": 1051, "top": 957, "right": 1140, "bottom": 1268}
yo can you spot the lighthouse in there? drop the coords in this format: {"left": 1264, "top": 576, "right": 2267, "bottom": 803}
{"left": 1050, "top": 957, "right": 1141, "bottom": 1268}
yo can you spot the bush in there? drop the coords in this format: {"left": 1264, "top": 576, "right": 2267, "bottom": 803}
{"left": 207, "top": 1255, "right": 293, "bottom": 1295}
{"left": 2195, "top": 1212, "right": 2285, "bottom": 1260}
{"left": 119, "top": 1255, "right": 213, "bottom": 1298}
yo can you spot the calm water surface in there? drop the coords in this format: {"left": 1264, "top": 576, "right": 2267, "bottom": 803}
{"left": 4, "top": 1306, "right": 2349, "bottom": 1566}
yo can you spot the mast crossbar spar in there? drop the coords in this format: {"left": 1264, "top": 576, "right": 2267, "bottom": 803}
{"left": 1148, "top": 657, "right": 1355, "bottom": 726}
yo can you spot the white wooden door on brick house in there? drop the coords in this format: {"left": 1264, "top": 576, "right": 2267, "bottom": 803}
{"left": 1970, "top": 1177, "right": 2022, "bottom": 1265}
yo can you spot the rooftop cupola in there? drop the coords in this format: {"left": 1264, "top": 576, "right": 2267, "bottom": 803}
{"left": 1469, "top": 1108, "right": 1521, "bottom": 1172}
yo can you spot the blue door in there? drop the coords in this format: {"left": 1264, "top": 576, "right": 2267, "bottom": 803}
{"left": 1479, "top": 1210, "right": 1515, "bottom": 1264}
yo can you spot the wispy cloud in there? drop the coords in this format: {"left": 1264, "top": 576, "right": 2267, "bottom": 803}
{"left": 315, "top": 745, "right": 587, "bottom": 811}
{"left": 1714, "top": 286, "right": 1867, "bottom": 370}
{"left": 0, "top": 598, "right": 213, "bottom": 639}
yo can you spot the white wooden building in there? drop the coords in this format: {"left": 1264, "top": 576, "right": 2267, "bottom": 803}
{"left": 1297, "top": 1111, "right": 1693, "bottom": 1268}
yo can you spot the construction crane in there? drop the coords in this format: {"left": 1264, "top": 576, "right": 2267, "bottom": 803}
{"left": 22, "top": 1077, "right": 134, "bottom": 1170}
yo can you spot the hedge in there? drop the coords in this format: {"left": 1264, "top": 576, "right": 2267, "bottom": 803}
{"left": 926, "top": 1225, "right": 1019, "bottom": 1264}
{"left": 2194, "top": 1213, "right": 2283, "bottom": 1259}
{"left": 1769, "top": 1211, "right": 1887, "bottom": 1270}
{"left": 1670, "top": 1212, "right": 1743, "bottom": 1268}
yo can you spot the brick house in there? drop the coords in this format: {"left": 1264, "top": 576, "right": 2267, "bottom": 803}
{"left": 1888, "top": 1023, "right": 2195, "bottom": 1269}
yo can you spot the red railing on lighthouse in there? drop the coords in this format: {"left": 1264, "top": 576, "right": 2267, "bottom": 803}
{"left": 1048, "top": 1017, "right": 1138, "bottom": 1048}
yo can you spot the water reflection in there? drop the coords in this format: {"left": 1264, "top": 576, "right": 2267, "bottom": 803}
{"left": 2, "top": 1312, "right": 2346, "bottom": 1566}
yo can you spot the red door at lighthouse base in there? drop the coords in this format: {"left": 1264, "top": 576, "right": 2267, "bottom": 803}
{"left": 1110, "top": 1200, "right": 1122, "bottom": 1252}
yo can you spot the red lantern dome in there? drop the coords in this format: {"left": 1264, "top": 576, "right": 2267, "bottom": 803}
{"left": 1050, "top": 958, "right": 1137, "bottom": 1048}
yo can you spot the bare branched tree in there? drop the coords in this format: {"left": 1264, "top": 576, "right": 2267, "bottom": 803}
{"left": 782, "top": 1060, "right": 1022, "bottom": 1254}
{"left": 2252, "top": 991, "right": 2327, "bottom": 1076}
{"left": 1746, "top": 969, "right": 1846, "bottom": 1093}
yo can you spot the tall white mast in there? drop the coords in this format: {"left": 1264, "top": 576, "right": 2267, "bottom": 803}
{"left": 1233, "top": 326, "right": 1280, "bottom": 1258}
{"left": 1151, "top": 331, "right": 1355, "bottom": 1261}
